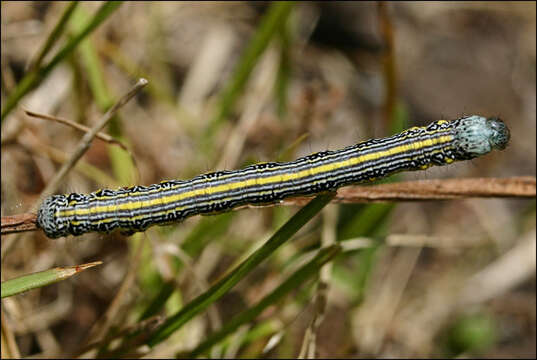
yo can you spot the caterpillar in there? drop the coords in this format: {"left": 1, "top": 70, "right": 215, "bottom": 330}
{"left": 36, "top": 115, "right": 510, "bottom": 239}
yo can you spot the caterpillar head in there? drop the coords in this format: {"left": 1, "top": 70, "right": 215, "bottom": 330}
{"left": 36, "top": 195, "right": 71, "bottom": 239}
{"left": 455, "top": 116, "right": 510, "bottom": 158}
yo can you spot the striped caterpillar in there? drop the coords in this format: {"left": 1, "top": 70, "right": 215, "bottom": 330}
{"left": 37, "top": 115, "right": 510, "bottom": 239}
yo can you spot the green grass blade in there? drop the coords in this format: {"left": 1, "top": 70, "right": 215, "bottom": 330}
{"left": 207, "top": 1, "right": 294, "bottom": 137}
{"left": 145, "top": 193, "right": 335, "bottom": 347}
{"left": 27, "top": 1, "right": 79, "bottom": 71}
{"left": 339, "top": 203, "right": 395, "bottom": 241}
{"left": 71, "top": 8, "right": 113, "bottom": 111}
{"left": 1, "top": 262, "right": 102, "bottom": 298}
{"left": 181, "top": 212, "right": 236, "bottom": 256}
{"left": 190, "top": 244, "right": 341, "bottom": 357}
{"left": 139, "top": 280, "right": 176, "bottom": 321}
{"left": 275, "top": 18, "right": 292, "bottom": 118}
{"left": 69, "top": 4, "right": 134, "bottom": 186}
{"left": 1, "top": 1, "right": 123, "bottom": 122}
{"left": 42, "top": 1, "right": 123, "bottom": 77}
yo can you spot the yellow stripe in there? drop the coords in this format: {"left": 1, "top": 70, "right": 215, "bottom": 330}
{"left": 60, "top": 135, "right": 453, "bottom": 218}
{"left": 85, "top": 126, "right": 454, "bottom": 202}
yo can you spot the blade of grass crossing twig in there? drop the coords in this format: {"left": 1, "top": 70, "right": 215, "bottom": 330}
{"left": 190, "top": 244, "right": 342, "bottom": 357}
{"left": 145, "top": 193, "right": 335, "bottom": 347}
{"left": 1, "top": 1, "right": 123, "bottom": 122}
{"left": 1, "top": 262, "right": 102, "bottom": 298}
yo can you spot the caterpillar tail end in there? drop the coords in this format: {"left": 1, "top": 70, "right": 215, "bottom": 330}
{"left": 455, "top": 116, "right": 510, "bottom": 158}
{"left": 36, "top": 195, "right": 70, "bottom": 239}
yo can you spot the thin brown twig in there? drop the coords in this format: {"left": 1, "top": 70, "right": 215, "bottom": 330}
{"left": 1, "top": 214, "right": 38, "bottom": 235}
{"left": 2, "top": 176, "right": 535, "bottom": 237}
{"left": 24, "top": 109, "right": 130, "bottom": 152}
{"left": 280, "top": 176, "right": 536, "bottom": 206}
{"left": 23, "top": 108, "right": 141, "bottom": 187}
{"left": 17, "top": 130, "right": 118, "bottom": 188}
{"left": 30, "top": 78, "right": 148, "bottom": 213}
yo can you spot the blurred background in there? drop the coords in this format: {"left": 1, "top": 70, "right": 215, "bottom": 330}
{"left": 1, "top": 2, "right": 535, "bottom": 358}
